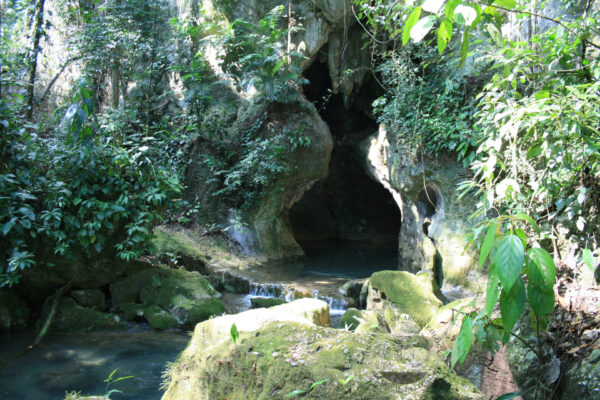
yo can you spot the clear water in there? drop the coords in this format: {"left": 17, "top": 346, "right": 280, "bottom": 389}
{"left": 295, "top": 240, "right": 398, "bottom": 279}
{"left": 0, "top": 330, "right": 188, "bottom": 400}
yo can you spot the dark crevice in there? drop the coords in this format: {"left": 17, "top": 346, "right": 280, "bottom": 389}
{"left": 292, "top": 60, "right": 400, "bottom": 265}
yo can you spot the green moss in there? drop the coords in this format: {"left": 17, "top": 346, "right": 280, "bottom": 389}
{"left": 163, "top": 321, "right": 483, "bottom": 400}
{"left": 144, "top": 304, "right": 179, "bottom": 330}
{"left": 154, "top": 226, "right": 208, "bottom": 263}
{"left": 117, "top": 302, "right": 145, "bottom": 320}
{"left": 370, "top": 270, "right": 443, "bottom": 327}
{"left": 340, "top": 308, "right": 362, "bottom": 331}
{"left": 250, "top": 297, "right": 286, "bottom": 309}
{"left": 187, "top": 298, "right": 227, "bottom": 321}
{"left": 43, "top": 297, "right": 127, "bottom": 332}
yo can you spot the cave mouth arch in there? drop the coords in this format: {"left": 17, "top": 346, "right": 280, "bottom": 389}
{"left": 289, "top": 59, "right": 400, "bottom": 275}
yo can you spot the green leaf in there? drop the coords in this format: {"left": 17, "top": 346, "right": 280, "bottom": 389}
{"left": 451, "top": 316, "right": 473, "bottom": 368}
{"left": 445, "top": 0, "right": 459, "bottom": 20}
{"left": 495, "top": 235, "right": 524, "bottom": 291}
{"left": 460, "top": 28, "right": 470, "bottom": 67}
{"left": 534, "top": 90, "right": 550, "bottom": 100}
{"left": 513, "top": 213, "right": 540, "bottom": 233}
{"left": 437, "top": 19, "right": 453, "bottom": 54}
{"left": 230, "top": 323, "right": 239, "bottom": 344}
{"left": 411, "top": 15, "right": 436, "bottom": 42}
{"left": 309, "top": 379, "right": 329, "bottom": 391}
{"left": 19, "top": 207, "right": 35, "bottom": 220}
{"left": 486, "top": 266, "right": 500, "bottom": 316}
{"left": 403, "top": 7, "right": 422, "bottom": 46}
{"left": 479, "top": 221, "right": 497, "bottom": 268}
{"left": 500, "top": 277, "right": 525, "bottom": 335}
{"left": 527, "top": 281, "right": 555, "bottom": 317}
{"left": 582, "top": 248, "right": 595, "bottom": 272}
{"left": 286, "top": 390, "right": 307, "bottom": 397}
{"left": 526, "top": 248, "right": 556, "bottom": 289}
{"left": 492, "top": 0, "right": 517, "bottom": 10}
{"left": 2, "top": 218, "right": 17, "bottom": 236}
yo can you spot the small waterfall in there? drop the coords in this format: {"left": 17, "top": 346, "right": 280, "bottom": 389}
{"left": 249, "top": 281, "right": 284, "bottom": 298}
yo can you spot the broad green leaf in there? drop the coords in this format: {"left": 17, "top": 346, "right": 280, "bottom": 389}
{"left": 437, "top": 18, "right": 453, "bottom": 54}
{"left": 479, "top": 221, "right": 497, "bottom": 268}
{"left": 496, "top": 392, "right": 521, "bottom": 400}
{"left": 486, "top": 266, "right": 500, "bottom": 316}
{"left": 500, "top": 277, "right": 525, "bottom": 336}
{"left": 535, "top": 90, "right": 550, "bottom": 100}
{"left": 513, "top": 213, "right": 540, "bottom": 233}
{"left": 460, "top": 28, "right": 469, "bottom": 67}
{"left": 230, "top": 323, "right": 239, "bottom": 344}
{"left": 492, "top": 0, "right": 517, "bottom": 10}
{"left": 422, "top": 0, "right": 445, "bottom": 14}
{"left": 19, "top": 207, "right": 35, "bottom": 220}
{"left": 454, "top": 5, "right": 477, "bottom": 25}
{"left": 527, "top": 281, "right": 555, "bottom": 317}
{"left": 403, "top": 7, "right": 422, "bottom": 46}
{"left": 527, "top": 248, "right": 556, "bottom": 289}
{"left": 582, "top": 248, "right": 595, "bottom": 272}
{"left": 451, "top": 316, "right": 473, "bottom": 367}
{"left": 495, "top": 235, "right": 524, "bottom": 291}
{"left": 526, "top": 145, "right": 542, "bottom": 159}
{"left": 410, "top": 15, "right": 436, "bottom": 42}
{"left": 445, "top": 0, "right": 460, "bottom": 20}
{"left": 2, "top": 218, "right": 17, "bottom": 236}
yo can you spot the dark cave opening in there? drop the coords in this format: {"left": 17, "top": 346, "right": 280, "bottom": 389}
{"left": 290, "top": 60, "right": 400, "bottom": 268}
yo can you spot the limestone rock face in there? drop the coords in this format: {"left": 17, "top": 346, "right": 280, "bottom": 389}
{"left": 563, "top": 349, "right": 600, "bottom": 398}
{"left": 367, "top": 270, "right": 443, "bottom": 327}
{"left": 364, "top": 125, "right": 480, "bottom": 285}
{"left": 162, "top": 299, "right": 483, "bottom": 400}
{"left": 245, "top": 97, "right": 332, "bottom": 258}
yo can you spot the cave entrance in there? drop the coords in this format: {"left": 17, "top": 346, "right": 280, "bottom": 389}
{"left": 289, "top": 60, "right": 401, "bottom": 278}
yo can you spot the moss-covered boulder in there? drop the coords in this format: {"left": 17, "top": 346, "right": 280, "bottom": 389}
{"left": 70, "top": 289, "right": 107, "bottom": 311}
{"left": 144, "top": 304, "right": 180, "bottom": 330}
{"left": 162, "top": 300, "right": 483, "bottom": 400}
{"left": 563, "top": 349, "right": 600, "bottom": 397}
{"left": 41, "top": 297, "right": 127, "bottom": 332}
{"left": 340, "top": 308, "right": 362, "bottom": 331}
{"left": 153, "top": 226, "right": 210, "bottom": 273}
{"left": 117, "top": 302, "right": 145, "bottom": 320}
{"left": 250, "top": 296, "right": 286, "bottom": 309}
{"left": 0, "top": 289, "right": 30, "bottom": 330}
{"left": 367, "top": 270, "right": 443, "bottom": 327}
{"left": 111, "top": 265, "right": 226, "bottom": 328}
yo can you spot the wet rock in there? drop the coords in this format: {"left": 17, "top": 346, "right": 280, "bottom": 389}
{"left": 162, "top": 300, "right": 483, "bottom": 400}
{"left": 70, "top": 289, "right": 107, "bottom": 311}
{"left": 0, "top": 288, "right": 30, "bottom": 330}
{"left": 112, "top": 265, "right": 226, "bottom": 328}
{"left": 340, "top": 308, "right": 362, "bottom": 331}
{"left": 563, "top": 349, "right": 600, "bottom": 397}
{"left": 250, "top": 297, "right": 286, "bottom": 309}
{"left": 144, "top": 304, "right": 179, "bottom": 330}
{"left": 339, "top": 279, "right": 366, "bottom": 306}
{"left": 367, "top": 270, "right": 443, "bottom": 327}
{"left": 116, "top": 302, "right": 145, "bottom": 320}
{"left": 40, "top": 297, "right": 127, "bottom": 332}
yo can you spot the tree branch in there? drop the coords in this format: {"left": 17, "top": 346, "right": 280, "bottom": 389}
{"left": 39, "top": 55, "right": 82, "bottom": 104}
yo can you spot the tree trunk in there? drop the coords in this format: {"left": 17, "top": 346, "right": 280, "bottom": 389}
{"left": 111, "top": 48, "right": 120, "bottom": 109}
{"left": 26, "top": 0, "right": 46, "bottom": 120}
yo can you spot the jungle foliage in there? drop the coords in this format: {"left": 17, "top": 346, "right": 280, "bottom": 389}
{"left": 354, "top": 0, "right": 600, "bottom": 376}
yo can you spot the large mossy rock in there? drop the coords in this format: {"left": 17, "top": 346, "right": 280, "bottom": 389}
{"left": 110, "top": 265, "right": 226, "bottom": 328}
{"left": 0, "top": 288, "right": 30, "bottom": 330}
{"left": 367, "top": 270, "right": 443, "bottom": 327}
{"left": 562, "top": 349, "right": 600, "bottom": 397}
{"left": 41, "top": 297, "right": 127, "bottom": 332}
{"left": 162, "top": 299, "right": 483, "bottom": 400}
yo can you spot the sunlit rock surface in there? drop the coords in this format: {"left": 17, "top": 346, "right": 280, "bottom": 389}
{"left": 162, "top": 299, "right": 483, "bottom": 400}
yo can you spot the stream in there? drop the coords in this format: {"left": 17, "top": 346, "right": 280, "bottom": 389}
{"left": 0, "top": 241, "right": 466, "bottom": 399}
